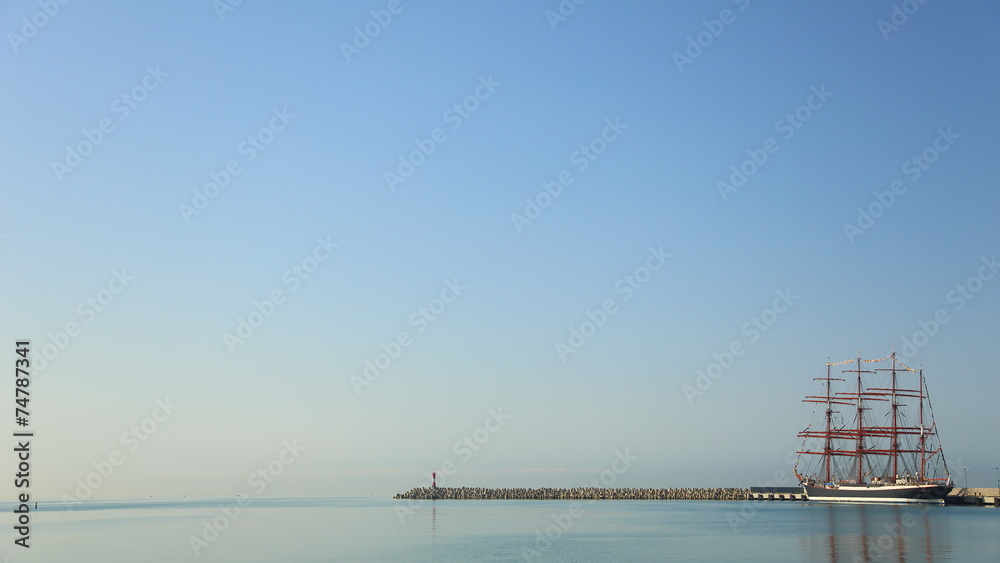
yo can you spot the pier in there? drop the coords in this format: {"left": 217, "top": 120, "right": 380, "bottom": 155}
{"left": 747, "top": 486, "right": 807, "bottom": 501}
{"left": 944, "top": 488, "right": 1000, "bottom": 506}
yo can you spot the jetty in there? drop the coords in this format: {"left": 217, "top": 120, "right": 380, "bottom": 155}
{"left": 394, "top": 486, "right": 1000, "bottom": 506}
{"left": 395, "top": 487, "right": 747, "bottom": 501}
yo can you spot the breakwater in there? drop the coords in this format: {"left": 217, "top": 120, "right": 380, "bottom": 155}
{"left": 394, "top": 487, "right": 748, "bottom": 501}
{"left": 393, "top": 486, "right": 1000, "bottom": 506}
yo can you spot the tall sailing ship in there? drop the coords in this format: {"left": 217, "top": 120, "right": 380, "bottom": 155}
{"left": 794, "top": 352, "right": 953, "bottom": 503}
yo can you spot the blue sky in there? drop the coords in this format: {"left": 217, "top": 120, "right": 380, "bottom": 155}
{"left": 1, "top": 1, "right": 998, "bottom": 501}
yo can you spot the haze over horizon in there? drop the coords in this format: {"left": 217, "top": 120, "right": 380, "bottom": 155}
{"left": 2, "top": 1, "right": 998, "bottom": 503}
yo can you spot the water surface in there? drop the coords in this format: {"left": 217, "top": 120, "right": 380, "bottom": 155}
{"left": 2, "top": 497, "right": 997, "bottom": 561}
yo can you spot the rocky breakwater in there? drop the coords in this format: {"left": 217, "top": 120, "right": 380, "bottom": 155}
{"left": 393, "top": 487, "right": 749, "bottom": 501}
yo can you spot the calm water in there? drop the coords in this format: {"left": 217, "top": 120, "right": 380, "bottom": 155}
{"left": 1, "top": 497, "right": 997, "bottom": 561}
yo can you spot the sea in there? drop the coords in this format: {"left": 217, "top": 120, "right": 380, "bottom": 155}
{"left": 1, "top": 497, "right": 997, "bottom": 561}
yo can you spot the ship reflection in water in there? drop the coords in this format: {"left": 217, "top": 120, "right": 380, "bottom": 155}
{"left": 803, "top": 503, "right": 951, "bottom": 562}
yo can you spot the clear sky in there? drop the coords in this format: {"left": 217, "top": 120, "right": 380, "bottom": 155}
{"left": 1, "top": 1, "right": 998, "bottom": 502}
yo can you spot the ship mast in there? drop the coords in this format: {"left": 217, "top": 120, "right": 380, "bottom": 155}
{"left": 798, "top": 364, "right": 849, "bottom": 484}
{"left": 891, "top": 354, "right": 899, "bottom": 481}
{"left": 824, "top": 364, "right": 832, "bottom": 483}
{"left": 843, "top": 353, "right": 875, "bottom": 484}
{"left": 855, "top": 355, "right": 864, "bottom": 483}
{"left": 918, "top": 367, "right": 926, "bottom": 482}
